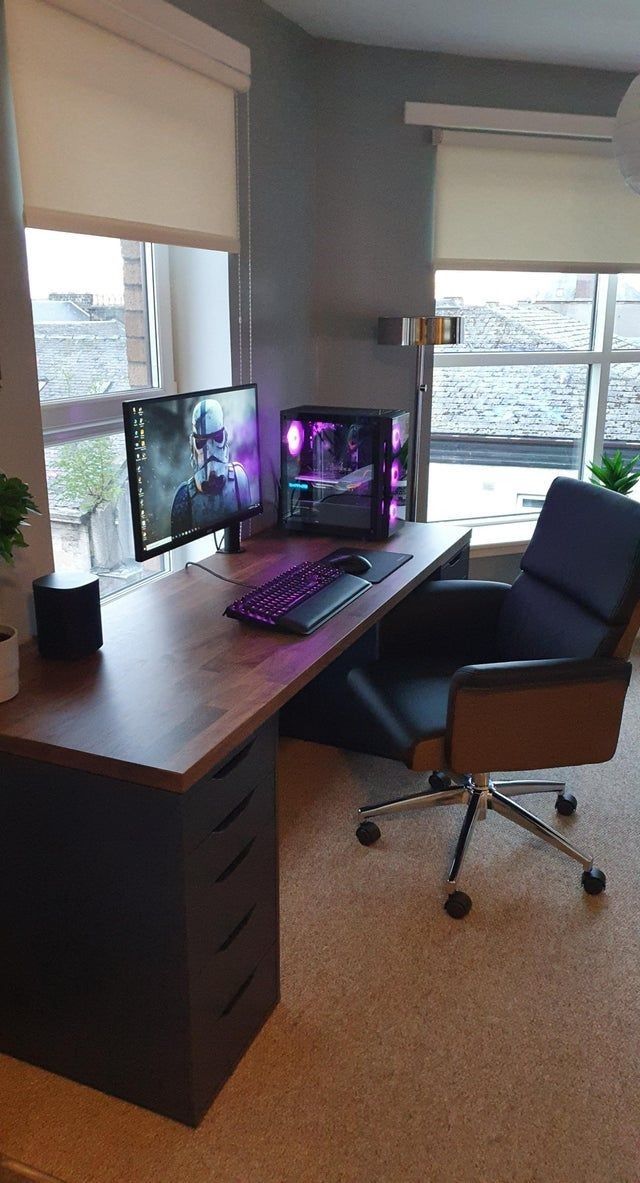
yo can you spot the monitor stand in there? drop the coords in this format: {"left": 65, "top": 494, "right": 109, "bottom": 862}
{"left": 218, "top": 523, "right": 245, "bottom": 554}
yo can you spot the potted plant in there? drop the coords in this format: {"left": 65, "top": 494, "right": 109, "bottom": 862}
{"left": 587, "top": 450, "right": 640, "bottom": 495}
{"left": 0, "top": 473, "right": 39, "bottom": 702}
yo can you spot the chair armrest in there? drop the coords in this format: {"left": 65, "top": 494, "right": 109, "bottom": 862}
{"left": 446, "top": 657, "right": 632, "bottom": 773}
{"left": 379, "top": 579, "right": 511, "bottom": 664}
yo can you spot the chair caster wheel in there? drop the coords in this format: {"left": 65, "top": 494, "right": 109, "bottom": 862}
{"left": 429, "top": 772, "right": 452, "bottom": 791}
{"left": 444, "top": 891, "right": 472, "bottom": 919}
{"left": 555, "top": 792, "right": 577, "bottom": 816}
{"left": 356, "top": 820, "right": 381, "bottom": 846}
{"left": 582, "top": 867, "right": 606, "bottom": 895}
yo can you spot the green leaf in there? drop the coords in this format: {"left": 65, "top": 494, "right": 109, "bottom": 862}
{"left": 0, "top": 471, "right": 39, "bottom": 562}
{"left": 52, "top": 437, "right": 120, "bottom": 515}
{"left": 588, "top": 450, "right": 640, "bottom": 495}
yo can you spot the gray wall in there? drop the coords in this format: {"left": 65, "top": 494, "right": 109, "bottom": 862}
{"left": 172, "top": 0, "right": 317, "bottom": 510}
{"left": 313, "top": 39, "right": 634, "bottom": 413}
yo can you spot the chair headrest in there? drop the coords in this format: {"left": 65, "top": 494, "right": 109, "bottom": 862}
{"left": 521, "top": 477, "right": 640, "bottom": 625}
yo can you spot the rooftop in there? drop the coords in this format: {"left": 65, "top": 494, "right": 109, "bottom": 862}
{"left": 434, "top": 300, "right": 640, "bottom": 449}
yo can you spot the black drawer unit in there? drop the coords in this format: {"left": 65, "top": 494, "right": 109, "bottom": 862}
{"left": 0, "top": 717, "right": 280, "bottom": 1127}
{"left": 186, "top": 809, "right": 277, "bottom": 974}
{"left": 191, "top": 943, "right": 279, "bottom": 1123}
{"left": 189, "top": 854, "right": 277, "bottom": 998}
{"left": 182, "top": 719, "right": 278, "bottom": 852}
{"left": 178, "top": 716, "right": 279, "bottom": 1122}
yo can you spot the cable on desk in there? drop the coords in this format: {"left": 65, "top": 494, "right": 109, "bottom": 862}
{"left": 185, "top": 561, "right": 256, "bottom": 590}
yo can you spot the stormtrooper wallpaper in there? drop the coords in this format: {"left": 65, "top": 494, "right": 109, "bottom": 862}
{"left": 170, "top": 397, "right": 253, "bottom": 537}
{"left": 130, "top": 387, "right": 261, "bottom": 553}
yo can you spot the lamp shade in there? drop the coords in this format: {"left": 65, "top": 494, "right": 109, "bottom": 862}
{"left": 377, "top": 316, "right": 464, "bottom": 347}
{"left": 614, "top": 75, "right": 640, "bottom": 196}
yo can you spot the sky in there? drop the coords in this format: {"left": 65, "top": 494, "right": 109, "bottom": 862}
{"left": 25, "top": 230, "right": 640, "bottom": 310}
{"left": 436, "top": 270, "right": 592, "bottom": 304}
{"left": 436, "top": 269, "right": 640, "bottom": 305}
{"left": 25, "top": 229, "right": 126, "bottom": 301}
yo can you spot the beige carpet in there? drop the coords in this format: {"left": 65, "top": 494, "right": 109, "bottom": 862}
{"left": 1, "top": 666, "right": 640, "bottom": 1183}
{"left": 0, "top": 1159, "right": 64, "bottom": 1183}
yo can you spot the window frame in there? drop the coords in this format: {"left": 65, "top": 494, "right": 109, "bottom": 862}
{"left": 34, "top": 239, "right": 178, "bottom": 598}
{"left": 429, "top": 271, "right": 640, "bottom": 528}
{"left": 39, "top": 243, "right": 177, "bottom": 447}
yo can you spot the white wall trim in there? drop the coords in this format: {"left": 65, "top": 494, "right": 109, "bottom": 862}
{"left": 405, "top": 102, "right": 614, "bottom": 142}
{"left": 42, "top": 0, "right": 251, "bottom": 91}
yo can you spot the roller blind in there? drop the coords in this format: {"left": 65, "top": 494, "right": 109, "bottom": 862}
{"left": 4, "top": 0, "right": 251, "bottom": 251}
{"left": 434, "top": 135, "right": 640, "bottom": 270}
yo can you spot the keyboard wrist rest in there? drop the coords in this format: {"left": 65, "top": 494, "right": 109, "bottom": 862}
{"left": 279, "top": 573, "right": 370, "bottom": 635}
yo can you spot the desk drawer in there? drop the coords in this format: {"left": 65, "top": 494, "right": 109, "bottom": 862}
{"left": 190, "top": 878, "right": 276, "bottom": 1010}
{"left": 182, "top": 718, "right": 277, "bottom": 852}
{"left": 186, "top": 818, "right": 277, "bottom": 975}
{"left": 187, "top": 770, "right": 274, "bottom": 880}
{"left": 191, "top": 943, "right": 278, "bottom": 1122}
{"left": 430, "top": 544, "right": 470, "bottom": 582}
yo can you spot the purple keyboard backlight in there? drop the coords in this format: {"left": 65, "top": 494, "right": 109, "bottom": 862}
{"left": 225, "top": 560, "right": 342, "bottom": 628}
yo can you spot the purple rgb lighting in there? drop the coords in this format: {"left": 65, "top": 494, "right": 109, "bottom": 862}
{"left": 389, "top": 498, "right": 399, "bottom": 524}
{"left": 286, "top": 420, "right": 305, "bottom": 457}
{"left": 391, "top": 426, "right": 401, "bottom": 453}
{"left": 310, "top": 420, "right": 339, "bottom": 438}
{"left": 390, "top": 459, "right": 400, "bottom": 491}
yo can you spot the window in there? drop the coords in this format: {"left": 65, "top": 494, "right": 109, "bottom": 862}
{"left": 26, "top": 229, "right": 175, "bottom": 596}
{"left": 430, "top": 271, "right": 640, "bottom": 525}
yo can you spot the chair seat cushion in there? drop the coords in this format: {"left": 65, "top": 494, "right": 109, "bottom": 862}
{"left": 348, "top": 659, "right": 454, "bottom": 765}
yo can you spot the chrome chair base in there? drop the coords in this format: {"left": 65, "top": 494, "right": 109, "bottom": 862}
{"left": 357, "top": 773, "right": 605, "bottom": 916}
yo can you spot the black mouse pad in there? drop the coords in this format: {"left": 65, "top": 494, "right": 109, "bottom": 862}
{"left": 322, "top": 547, "right": 413, "bottom": 583}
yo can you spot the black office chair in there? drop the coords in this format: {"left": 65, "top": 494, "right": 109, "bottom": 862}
{"left": 349, "top": 477, "right": 640, "bottom": 917}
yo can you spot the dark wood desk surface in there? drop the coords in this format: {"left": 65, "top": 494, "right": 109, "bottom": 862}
{"left": 0, "top": 523, "right": 470, "bottom": 792}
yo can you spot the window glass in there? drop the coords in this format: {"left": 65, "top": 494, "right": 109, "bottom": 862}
{"left": 26, "top": 229, "right": 168, "bottom": 599}
{"left": 45, "top": 432, "right": 164, "bottom": 596}
{"left": 602, "top": 362, "right": 640, "bottom": 503}
{"left": 429, "top": 364, "right": 587, "bottom": 521}
{"left": 435, "top": 271, "right": 596, "bottom": 353}
{"left": 613, "top": 277, "right": 640, "bottom": 349}
{"left": 26, "top": 229, "right": 156, "bottom": 401}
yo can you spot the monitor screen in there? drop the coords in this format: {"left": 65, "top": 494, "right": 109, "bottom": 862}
{"left": 124, "top": 384, "right": 262, "bottom": 562}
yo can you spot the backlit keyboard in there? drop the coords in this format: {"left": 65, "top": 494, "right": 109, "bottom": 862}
{"left": 224, "top": 560, "right": 369, "bottom": 635}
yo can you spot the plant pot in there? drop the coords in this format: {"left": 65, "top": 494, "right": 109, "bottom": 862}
{"left": 0, "top": 625, "right": 19, "bottom": 702}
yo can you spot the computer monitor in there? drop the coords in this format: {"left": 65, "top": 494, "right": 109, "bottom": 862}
{"left": 123, "top": 384, "right": 262, "bottom": 562}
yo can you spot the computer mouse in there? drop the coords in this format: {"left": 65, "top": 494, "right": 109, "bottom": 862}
{"left": 327, "top": 552, "right": 372, "bottom": 576}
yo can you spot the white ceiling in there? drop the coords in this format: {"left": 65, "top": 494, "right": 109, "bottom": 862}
{"left": 265, "top": 0, "right": 640, "bottom": 72}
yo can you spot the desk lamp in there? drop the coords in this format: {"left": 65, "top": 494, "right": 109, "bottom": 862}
{"left": 377, "top": 315, "right": 463, "bottom": 521}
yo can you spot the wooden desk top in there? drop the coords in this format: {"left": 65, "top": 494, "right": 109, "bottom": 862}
{"left": 0, "top": 524, "right": 470, "bottom": 792}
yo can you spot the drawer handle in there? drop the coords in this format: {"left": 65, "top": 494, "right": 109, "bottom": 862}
{"left": 216, "top": 837, "right": 255, "bottom": 882}
{"left": 213, "top": 740, "right": 254, "bottom": 780}
{"left": 221, "top": 969, "right": 255, "bottom": 1017}
{"left": 218, "top": 905, "right": 256, "bottom": 953}
{"left": 214, "top": 788, "right": 255, "bottom": 833}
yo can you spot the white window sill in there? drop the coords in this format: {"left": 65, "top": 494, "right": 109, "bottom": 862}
{"left": 468, "top": 519, "right": 536, "bottom": 557}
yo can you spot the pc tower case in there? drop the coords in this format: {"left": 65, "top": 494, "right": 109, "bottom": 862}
{"left": 280, "top": 406, "right": 410, "bottom": 541}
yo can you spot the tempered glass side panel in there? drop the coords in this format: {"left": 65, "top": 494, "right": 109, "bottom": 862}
{"left": 281, "top": 414, "right": 376, "bottom": 533}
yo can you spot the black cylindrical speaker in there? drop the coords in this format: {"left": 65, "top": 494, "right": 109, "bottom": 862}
{"left": 33, "top": 573, "right": 103, "bottom": 659}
